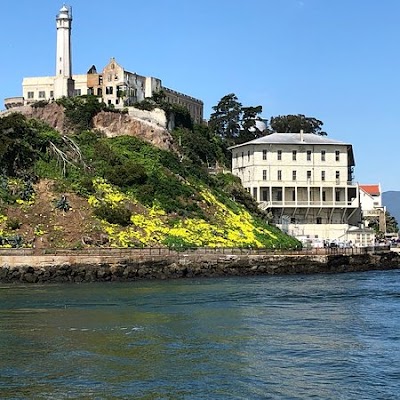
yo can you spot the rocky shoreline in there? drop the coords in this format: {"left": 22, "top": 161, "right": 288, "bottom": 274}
{"left": 1, "top": 251, "right": 399, "bottom": 283}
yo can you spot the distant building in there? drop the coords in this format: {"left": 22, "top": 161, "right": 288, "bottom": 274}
{"left": 229, "top": 131, "right": 376, "bottom": 246}
{"left": 4, "top": 5, "right": 203, "bottom": 124}
{"left": 359, "top": 184, "right": 386, "bottom": 233}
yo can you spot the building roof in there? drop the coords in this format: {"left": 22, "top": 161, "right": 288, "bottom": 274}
{"left": 360, "top": 184, "right": 381, "bottom": 196}
{"left": 229, "top": 132, "right": 350, "bottom": 149}
{"left": 229, "top": 132, "right": 355, "bottom": 166}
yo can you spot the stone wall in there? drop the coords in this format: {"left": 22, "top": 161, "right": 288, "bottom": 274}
{"left": 1, "top": 252, "right": 399, "bottom": 283}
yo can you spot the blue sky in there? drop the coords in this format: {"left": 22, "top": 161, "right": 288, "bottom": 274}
{"left": 1, "top": 1, "right": 399, "bottom": 191}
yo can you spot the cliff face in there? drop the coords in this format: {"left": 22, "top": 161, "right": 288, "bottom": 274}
{"left": 1, "top": 103, "right": 174, "bottom": 151}
{"left": 1, "top": 103, "right": 67, "bottom": 132}
{"left": 92, "top": 110, "right": 173, "bottom": 151}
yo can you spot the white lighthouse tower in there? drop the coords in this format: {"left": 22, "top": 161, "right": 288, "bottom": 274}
{"left": 54, "top": 4, "right": 74, "bottom": 98}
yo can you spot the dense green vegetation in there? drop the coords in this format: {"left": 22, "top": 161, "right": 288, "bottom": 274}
{"left": 0, "top": 97, "right": 303, "bottom": 249}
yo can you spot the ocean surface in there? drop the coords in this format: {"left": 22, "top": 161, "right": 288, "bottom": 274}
{"left": 0, "top": 270, "right": 399, "bottom": 399}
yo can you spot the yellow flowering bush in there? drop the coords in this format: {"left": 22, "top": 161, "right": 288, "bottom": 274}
{"left": 87, "top": 177, "right": 291, "bottom": 248}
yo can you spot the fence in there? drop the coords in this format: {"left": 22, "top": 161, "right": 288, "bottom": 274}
{"left": 0, "top": 245, "right": 391, "bottom": 258}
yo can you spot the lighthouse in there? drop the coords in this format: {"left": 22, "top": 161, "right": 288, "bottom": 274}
{"left": 54, "top": 4, "right": 74, "bottom": 98}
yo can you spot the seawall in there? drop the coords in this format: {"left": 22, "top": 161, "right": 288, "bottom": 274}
{"left": 1, "top": 251, "right": 399, "bottom": 283}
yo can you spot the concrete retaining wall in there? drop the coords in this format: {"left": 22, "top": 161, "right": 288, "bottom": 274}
{"left": 1, "top": 252, "right": 399, "bottom": 283}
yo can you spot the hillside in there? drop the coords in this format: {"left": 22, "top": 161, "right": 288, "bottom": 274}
{"left": 0, "top": 101, "right": 300, "bottom": 250}
{"left": 383, "top": 191, "right": 400, "bottom": 224}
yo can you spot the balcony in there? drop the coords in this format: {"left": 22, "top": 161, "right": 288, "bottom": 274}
{"left": 259, "top": 198, "right": 359, "bottom": 209}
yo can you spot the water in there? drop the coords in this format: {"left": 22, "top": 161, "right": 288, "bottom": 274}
{"left": 1, "top": 271, "right": 400, "bottom": 399}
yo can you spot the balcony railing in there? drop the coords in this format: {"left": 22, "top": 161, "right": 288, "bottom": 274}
{"left": 259, "top": 199, "right": 359, "bottom": 209}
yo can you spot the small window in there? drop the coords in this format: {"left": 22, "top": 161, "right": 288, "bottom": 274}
{"left": 247, "top": 150, "right": 250, "bottom": 161}
{"left": 316, "top": 217, "right": 322, "bottom": 224}
{"left": 321, "top": 171, "right": 325, "bottom": 181}
{"left": 262, "top": 150, "right": 267, "bottom": 160}
{"left": 307, "top": 170, "right": 312, "bottom": 180}
{"left": 321, "top": 150, "right": 326, "bottom": 161}
{"left": 322, "top": 191, "right": 326, "bottom": 201}
{"left": 335, "top": 150, "right": 340, "bottom": 161}
{"left": 27, "top": 91, "right": 34, "bottom": 99}
{"left": 336, "top": 171, "right": 340, "bottom": 182}
{"left": 277, "top": 150, "right": 282, "bottom": 161}
{"left": 292, "top": 170, "right": 297, "bottom": 181}
{"left": 106, "top": 86, "right": 113, "bottom": 95}
{"left": 99, "top": 76, "right": 103, "bottom": 85}
{"left": 335, "top": 190, "right": 340, "bottom": 202}
{"left": 38, "top": 91, "right": 45, "bottom": 98}
{"left": 277, "top": 190, "right": 282, "bottom": 201}
{"left": 277, "top": 170, "right": 282, "bottom": 181}
{"left": 262, "top": 170, "right": 267, "bottom": 181}
{"left": 307, "top": 150, "right": 311, "bottom": 161}
{"left": 292, "top": 190, "right": 296, "bottom": 201}
{"left": 50, "top": 91, "right": 54, "bottom": 98}
{"left": 74, "top": 89, "right": 81, "bottom": 96}
{"left": 292, "top": 150, "right": 297, "bottom": 161}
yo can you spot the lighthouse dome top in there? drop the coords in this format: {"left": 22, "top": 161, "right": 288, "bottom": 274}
{"left": 57, "top": 4, "right": 71, "bottom": 16}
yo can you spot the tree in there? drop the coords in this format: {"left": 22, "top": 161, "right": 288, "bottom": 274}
{"left": 235, "top": 105, "right": 266, "bottom": 144}
{"left": 270, "top": 114, "right": 327, "bottom": 135}
{"left": 386, "top": 211, "right": 399, "bottom": 233}
{"left": 209, "top": 93, "right": 242, "bottom": 140}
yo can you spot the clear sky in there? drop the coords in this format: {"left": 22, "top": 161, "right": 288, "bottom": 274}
{"left": 1, "top": 1, "right": 399, "bottom": 191}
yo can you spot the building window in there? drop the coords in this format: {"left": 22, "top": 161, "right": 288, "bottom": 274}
{"left": 108, "top": 74, "right": 112, "bottom": 82}
{"left": 99, "top": 76, "right": 103, "bottom": 85}
{"left": 262, "top": 149, "right": 267, "bottom": 160}
{"left": 277, "top": 170, "right": 282, "bottom": 181}
{"left": 335, "top": 190, "right": 340, "bottom": 202}
{"left": 321, "top": 150, "right": 326, "bottom": 161}
{"left": 321, "top": 171, "right": 325, "bottom": 181}
{"left": 27, "top": 91, "right": 34, "bottom": 99}
{"left": 247, "top": 150, "right": 250, "bottom": 161}
{"left": 253, "top": 188, "right": 257, "bottom": 200}
{"left": 50, "top": 91, "right": 54, "bottom": 98}
{"left": 97, "top": 88, "right": 103, "bottom": 96}
{"left": 74, "top": 89, "right": 81, "bottom": 96}
{"left": 106, "top": 86, "right": 113, "bottom": 95}
{"left": 316, "top": 217, "right": 322, "bottom": 224}
{"left": 307, "top": 150, "right": 311, "bottom": 161}
{"left": 38, "top": 91, "right": 45, "bottom": 99}
{"left": 335, "top": 150, "right": 340, "bottom": 161}
{"left": 277, "top": 190, "right": 282, "bottom": 201}
{"left": 322, "top": 191, "right": 326, "bottom": 201}
{"left": 292, "top": 170, "right": 297, "bottom": 181}
{"left": 336, "top": 171, "right": 340, "bottom": 182}
{"left": 277, "top": 150, "right": 282, "bottom": 160}
{"left": 307, "top": 171, "right": 311, "bottom": 181}
{"left": 262, "top": 170, "right": 267, "bottom": 181}
{"left": 292, "top": 150, "right": 297, "bottom": 161}
{"left": 292, "top": 190, "right": 296, "bottom": 201}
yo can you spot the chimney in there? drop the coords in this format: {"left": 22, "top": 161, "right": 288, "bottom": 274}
{"left": 300, "top": 129, "right": 304, "bottom": 142}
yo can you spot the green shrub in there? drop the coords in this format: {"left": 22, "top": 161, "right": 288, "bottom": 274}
{"left": 94, "top": 203, "right": 132, "bottom": 226}
{"left": 6, "top": 218, "right": 21, "bottom": 230}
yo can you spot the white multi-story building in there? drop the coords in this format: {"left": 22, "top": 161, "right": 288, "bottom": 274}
{"left": 230, "top": 131, "right": 370, "bottom": 243}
